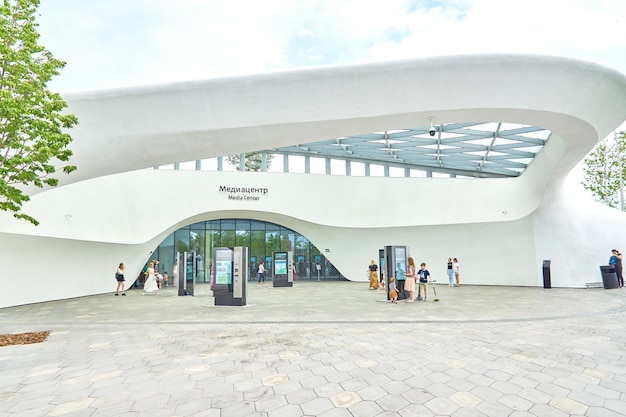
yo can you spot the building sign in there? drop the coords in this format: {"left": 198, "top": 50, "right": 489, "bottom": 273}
{"left": 219, "top": 186, "right": 269, "bottom": 201}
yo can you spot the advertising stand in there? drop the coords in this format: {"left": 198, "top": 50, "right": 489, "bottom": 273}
{"left": 213, "top": 246, "right": 248, "bottom": 306}
{"left": 177, "top": 251, "right": 195, "bottom": 296}
{"left": 378, "top": 248, "right": 385, "bottom": 288}
{"left": 273, "top": 251, "right": 293, "bottom": 287}
{"left": 384, "top": 245, "right": 409, "bottom": 300}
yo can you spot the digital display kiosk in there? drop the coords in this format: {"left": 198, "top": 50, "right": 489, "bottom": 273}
{"left": 213, "top": 246, "right": 248, "bottom": 306}
{"left": 384, "top": 245, "right": 409, "bottom": 300}
{"left": 273, "top": 251, "right": 293, "bottom": 287}
{"left": 177, "top": 251, "right": 195, "bottom": 296}
{"left": 379, "top": 248, "right": 385, "bottom": 288}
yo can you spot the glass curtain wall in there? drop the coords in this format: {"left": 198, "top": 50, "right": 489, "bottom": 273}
{"left": 148, "top": 219, "right": 345, "bottom": 283}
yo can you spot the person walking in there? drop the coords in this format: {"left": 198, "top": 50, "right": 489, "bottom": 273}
{"left": 403, "top": 257, "right": 416, "bottom": 302}
{"left": 115, "top": 262, "right": 126, "bottom": 296}
{"left": 447, "top": 258, "right": 454, "bottom": 286}
{"left": 258, "top": 261, "right": 266, "bottom": 284}
{"left": 368, "top": 259, "right": 379, "bottom": 290}
{"left": 142, "top": 261, "right": 160, "bottom": 295}
{"left": 453, "top": 257, "right": 460, "bottom": 286}
{"left": 610, "top": 249, "right": 623, "bottom": 287}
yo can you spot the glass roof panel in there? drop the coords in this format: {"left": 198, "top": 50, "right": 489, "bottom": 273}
{"left": 266, "top": 121, "right": 551, "bottom": 178}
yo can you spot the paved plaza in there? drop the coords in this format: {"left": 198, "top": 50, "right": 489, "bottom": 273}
{"left": 0, "top": 280, "right": 625, "bottom": 417}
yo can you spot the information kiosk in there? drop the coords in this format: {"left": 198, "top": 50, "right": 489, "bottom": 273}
{"left": 272, "top": 251, "right": 293, "bottom": 287}
{"left": 213, "top": 246, "right": 248, "bottom": 306}
{"left": 384, "top": 246, "right": 409, "bottom": 300}
{"left": 378, "top": 248, "right": 385, "bottom": 288}
{"left": 177, "top": 251, "right": 195, "bottom": 296}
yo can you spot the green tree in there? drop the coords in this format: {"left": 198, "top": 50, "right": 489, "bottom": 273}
{"left": 581, "top": 132, "right": 626, "bottom": 209}
{"left": 226, "top": 152, "right": 274, "bottom": 172}
{"left": 174, "top": 239, "right": 189, "bottom": 252}
{"left": 0, "top": 0, "right": 77, "bottom": 225}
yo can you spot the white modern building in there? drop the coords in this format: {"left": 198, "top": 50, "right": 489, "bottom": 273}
{"left": 2, "top": 54, "right": 626, "bottom": 308}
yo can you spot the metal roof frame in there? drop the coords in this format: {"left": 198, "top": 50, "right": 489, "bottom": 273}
{"left": 269, "top": 122, "right": 551, "bottom": 178}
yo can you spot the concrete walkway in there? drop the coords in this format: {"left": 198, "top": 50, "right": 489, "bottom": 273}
{"left": 0, "top": 281, "right": 625, "bottom": 417}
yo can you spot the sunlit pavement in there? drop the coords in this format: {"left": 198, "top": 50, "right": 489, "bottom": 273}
{"left": 1, "top": 280, "right": 625, "bottom": 417}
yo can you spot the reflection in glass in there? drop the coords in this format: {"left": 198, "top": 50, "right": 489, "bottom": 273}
{"left": 147, "top": 219, "right": 345, "bottom": 283}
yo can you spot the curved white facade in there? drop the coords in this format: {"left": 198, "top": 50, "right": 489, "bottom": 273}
{"left": 2, "top": 54, "right": 626, "bottom": 308}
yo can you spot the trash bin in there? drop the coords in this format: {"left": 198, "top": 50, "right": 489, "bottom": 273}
{"left": 542, "top": 260, "right": 551, "bottom": 288}
{"left": 599, "top": 265, "right": 619, "bottom": 289}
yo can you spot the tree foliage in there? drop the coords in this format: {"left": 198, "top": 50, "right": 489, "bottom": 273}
{"left": 0, "top": 0, "right": 77, "bottom": 225}
{"left": 581, "top": 132, "right": 626, "bottom": 209}
{"left": 226, "top": 152, "right": 273, "bottom": 172}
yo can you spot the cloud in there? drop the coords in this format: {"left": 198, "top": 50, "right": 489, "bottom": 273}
{"left": 36, "top": 0, "right": 626, "bottom": 93}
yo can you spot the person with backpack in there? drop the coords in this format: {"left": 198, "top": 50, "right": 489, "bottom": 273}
{"left": 610, "top": 249, "right": 623, "bottom": 287}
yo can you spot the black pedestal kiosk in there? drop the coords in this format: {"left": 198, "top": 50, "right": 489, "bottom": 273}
{"left": 213, "top": 247, "right": 248, "bottom": 306}
{"left": 384, "top": 245, "right": 409, "bottom": 300}
{"left": 177, "top": 251, "right": 195, "bottom": 296}
{"left": 273, "top": 251, "right": 293, "bottom": 287}
{"left": 542, "top": 260, "right": 551, "bottom": 289}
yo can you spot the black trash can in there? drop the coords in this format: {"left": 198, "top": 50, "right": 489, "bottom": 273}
{"left": 599, "top": 265, "right": 619, "bottom": 289}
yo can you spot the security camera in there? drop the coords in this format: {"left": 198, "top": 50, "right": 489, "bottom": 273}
{"left": 428, "top": 117, "right": 436, "bottom": 136}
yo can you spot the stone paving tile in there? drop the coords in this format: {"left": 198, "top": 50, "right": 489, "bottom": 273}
{"left": 587, "top": 408, "right": 625, "bottom": 417}
{"left": 604, "top": 398, "right": 626, "bottom": 415}
{"left": 528, "top": 403, "right": 570, "bottom": 417}
{"left": 375, "top": 394, "right": 409, "bottom": 412}
{"left": 318, "top": 407, "right": 352, "bottom": 417}
{"left": 347, "top": 400, "right": 383, "bottom": 417}
{"left": 268, "top": 403, "right": 301, "bottom": 417}
{"left": 497, "top": 393, "right": 533, "bottom": 411}
{"left": 449, "top": 391, "right": 482, "bottom": 408}
{"left": 447, "top": 378, "right": 477, "bottom": 392}
{"left": 47, "top": 397, "right": 95, "bottom": 416}
{"left": 285, "top": 388, "right": 317, "bottom": 405}
{"left": 90, "top": 400, "right": 134, "bottom": 417}
{"left": 1, "top": 282, "right": 626, "bottom": 417}
{"left": 300, "top": 397, "right": 334, "bottom": 415}
{"left": 273, "top": 380, "right": 303, "bottom": 395}
{"left": 475, "top": 399, "right": 514, "bottom": 417}
{"left": 518, "top": 387, "right": 553, "bottom": 404}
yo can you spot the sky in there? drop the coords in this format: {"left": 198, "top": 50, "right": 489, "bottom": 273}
{"left": 36, "top": 0, "right": 626, "bottom": 95}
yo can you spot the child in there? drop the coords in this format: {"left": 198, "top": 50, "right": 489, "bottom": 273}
{"left": 417, "top": 262, "right": 431, "bottom": 301}
{"left": 163, "top": 271, "right": 169, "bottom": 287}
{"left": 388, "top": 277, "right": 398, "bottom": 304}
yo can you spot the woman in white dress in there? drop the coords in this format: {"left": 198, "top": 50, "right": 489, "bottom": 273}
{"left": 142, "top": 261, "right": 160, "bottom": 295}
